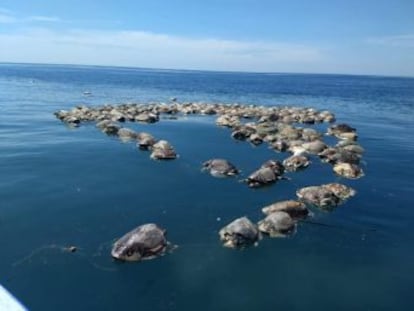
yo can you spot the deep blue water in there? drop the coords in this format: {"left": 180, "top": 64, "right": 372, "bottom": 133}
{"left": 0, "top": 63, "right": 413, "bottom": 311}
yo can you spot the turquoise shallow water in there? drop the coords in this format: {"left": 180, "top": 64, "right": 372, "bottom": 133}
{"left": 0, "top": 64, "right": 414, "bottom": 310}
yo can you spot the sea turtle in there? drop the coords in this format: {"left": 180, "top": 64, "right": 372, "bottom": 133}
{"left": 216, "top": 115, "right": 240, "bottom": 128}
{"left": 283, "top": 155, "right": 310, "bottom": 172}
{"left": 322, "top": 183, "right": 356, "bottom": 200}
{"left": 261, "top": 200, "right": 309, "bottom": 219}
{"left": 101, "top": 123, "right": 120, "bottom": 135}
{"left": 327, "top": 123, "right": 356, "bottom": 136}
{"left": 296, "top": 186, "right": 340, "bottom": 210}
{"left": 249, "top": 133, "right": 264, "bottom": 145}
{"left": 135, "top": 112, "right": 159, "bottom": 123}
{"left": 333, "top": 162, "right": 365, "bottom": 179}
{"left": 245, "top": 167, "right": 280, "bottom": 188}
{"left": 258, "top": 211, "right": 296, "bottom": 237}
{"left": 111, "top": 223, "right": 169, "bottom": 261}
{"left": 260, "top": 160, "right": 285, "bottom": 176}
{"left": 219, "top": 217, "right": 260, "bottom": 249}
{"left": 150, "top": 140, "right": 177, "bottom": 160}
{"left": 117, "top": 127, "right": 137, "bottom": 141}
{"left": 136, "top": 132, "right": 157, "bottom": 150}
{"left": 271, "top": 140, "right": 288, "bottom": 152}
{"left": 301, "top": 140, "right": 327, "bottom": 154}
{"left": 202, "top": 159, "right": 239, "bottom": 177}
{"left": 318, "top": 147, "right": 361, "bottom": 165}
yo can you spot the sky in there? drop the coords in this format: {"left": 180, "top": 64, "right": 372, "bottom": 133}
{"left": 0, "top": 0, "right": 413, "bottom": 76}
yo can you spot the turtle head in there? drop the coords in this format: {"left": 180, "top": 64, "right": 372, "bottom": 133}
{"left": 111, "top": 240, "right": 143, "bottom": 261}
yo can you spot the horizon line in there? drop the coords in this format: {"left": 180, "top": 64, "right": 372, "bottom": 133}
{"left": 1, "top": 61, "right": 413, "bottom": 79}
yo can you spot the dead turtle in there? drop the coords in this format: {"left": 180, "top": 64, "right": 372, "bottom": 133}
{"left": 327, "top": 123, "right": 356, "bottom": 136}
{"left": 150, "top": 140, "right": 177, "bottom": 160}
{"left": 261, "top": 200, "right": 309, "bottom": 219}
{"left": 111, "top": 223, "right": 170, "bottom": 261}
{"left": 219, "top": 217, "right": 260, "bottom": 249}
{"left": 136, "top": 132, "right": 157, "bottom": 150}
{"left": 245, "top": 167, "right": 279, "bottom": 188}
{"left": 296, "top": 186, "right": 340, "bottom": 210}
{"left": 301, "top": 140, "right": 327, "bottom": 154}
{"left": 202, "top": 159, "right": 239, "bottom": 177}
{"left": 260, "top": 160, "right": 285, "bottom": 175}
{"left": 318, "top": 147, "right": 361, "bottom": 165}
{"left": 283, "top": 155, "right": 310, "bottom": 172}
{"left": 258, "top": 211, "right": 296, "bottom": 237}
{"left": 117, "top": 127, "right": 137, "bottom": 141}
{"left": 322, "top": 183, "right": 356, "bottom": 201}
{"left": 333, "top": 162, "right": 365, "bottom": 179}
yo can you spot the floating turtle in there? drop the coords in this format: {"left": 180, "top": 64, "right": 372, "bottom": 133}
{"left": 249, "top": 133, "right": 264, "bottom": 145}
{"left": 260, "top": 160, "right": 285, "bottom": 176}
{"left": 327, "top": 123, "right": 356, "bottom": 136}
{"left": 219, "top": 217, "right": 260, "bottom": 249}
{"left": 101, "top": 123, "right": 120, "bottom": 135}
{"left": 111, "top": 223, "right": 170, "bottom": 261}
{"left": 322, "top": 183, "right": 356, "bottom": 200}
{"left": 258, "top": 211, "right": 296, "bottom": 237}
{"left": 202, "top": 159, "right": 239, "bottom": 177}
{"left": 296, "top": 186, "right": 340, "bottom": 210}
{"left": 117, "top": 127, "right": 137, "bottom": 141}
{"left": 150, "top": 140, "right": 177, "bottom": 160}
{"left": 135, "top": 112, "right": 159, "bottom": 123}
{"left": 283, "top": 155, "right": 310, "bottom": 172}
{"left": 318, "top": 147, "right": 361, "bottom": 165}
{"left": 333, "top": 162, "right": 365, "bottom": 179}
{"left": 136, "top": 132, "right": 157, "bottom": 150}
{"left": 301, "top": 140, "right": 327, "bottom": 154}
{"left": 245, "top": 166, "right": 283, "bottom": 188}
{"left": 261, "top": 200, "right": 309, "bottom": 219}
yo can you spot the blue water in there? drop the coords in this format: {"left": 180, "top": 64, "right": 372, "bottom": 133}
{"left": 1, "top": 63, "right": 413, "bottom": 311}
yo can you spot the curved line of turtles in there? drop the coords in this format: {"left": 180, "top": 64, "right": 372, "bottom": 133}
{"left": 55, "top": 100, "right": 365, "bottom": 261}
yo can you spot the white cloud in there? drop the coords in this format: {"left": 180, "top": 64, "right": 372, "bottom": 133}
{"left": 0, "top": 8, "right": 61, "bottom": 24}
{"left": 367, "top": 34, "right": 414, "bottom": 48}
{"left": 0, "top": 28, "right": 323, "bottom": 72}
{"left": 27, "top": 16, "right": 61, "bottom": 23}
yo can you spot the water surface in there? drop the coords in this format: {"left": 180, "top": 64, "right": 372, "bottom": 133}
{"left": 0, "top": 64, "right": 413, "bottom": 311}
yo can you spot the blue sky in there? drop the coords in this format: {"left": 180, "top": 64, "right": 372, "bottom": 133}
{"left": 0, "top": 0, "right": 413, "bottom": 76}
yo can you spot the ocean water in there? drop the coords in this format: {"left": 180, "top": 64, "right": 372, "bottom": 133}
{"left": 0, "top": 63, "right": 413, "bottom": 311}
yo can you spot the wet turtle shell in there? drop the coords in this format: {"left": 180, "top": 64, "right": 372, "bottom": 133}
{"left": 262, "top": 200, "right": 309, "bottom": 219}
{"left": 327, "top": 123, "right": 356, "bottom": 135}
{"left": 245, "top": 167, "right": 277, "bottom": 188}
{"left": 296, "top": 186, "right": 340, "bottom": 210}
{"left": 322, "top": 183, "right": 356, "bottom": 200}
{"left": 202, "top": 159, "right": 239, "bottom": 177}
{"left": 136, "top": 132, "right": 156, "bottom": 150}
{"left": 219, "top": 217, "right": 260, "bottom": 249}
{"left": 150, "top": 140, "right": 177, "bottom": 160}
{"left": 283, "top": 155, "right": 310, "bottom": 172}
{"left": 301, "top": 140, "right": 327, "bottom": 154}
{"left": 260, "top": 160, "right": 285, "bottom": 176}
{"left": 258, "top": 211, "right": 296, "bottom": 237}
{"left": 117, "top": 127, "right": 137, "bottom": 141}
{"left": 111, "top": 223, "right": 169, "bottom": 261}
{"left": 333, "top": 162, "right": 365, "bottom": 179}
